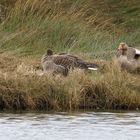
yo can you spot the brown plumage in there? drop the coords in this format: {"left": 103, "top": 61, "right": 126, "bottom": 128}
{"left": 42, "top": 60, "right": 68, "bottom": 76}
{"left": 41, "top": 49, "right": 98, "bottom": 75}
{"left": 41, "top": 49, "right": 68, "bottom": 76}
{"left": 116, "top": 42, "right": 140, "bottom": 71}
{"left": 52, "top": 54, "right": 88, "bottom": 69}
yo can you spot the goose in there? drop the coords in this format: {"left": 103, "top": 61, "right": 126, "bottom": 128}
{"left": 55, "top": 54, "right": 98, "bottom": 70}
{"left": 41, "top": 49, "right": 98, "bottom": 75}
{"left": 41, "top": 49, "right": 68, "bottom": 76}
{"left": 117, "top": 42, "right": 140, "bottom": 60}
{"left": 116, "top": 42, "right": 140, "bottom": 71}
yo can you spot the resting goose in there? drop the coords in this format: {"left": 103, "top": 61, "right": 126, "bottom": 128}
{"left": 41, "top": 49, "right": 98, "bottom": 75}
{"left": 117, "top": 42, "right": 140, "bottom": 60}
{"left": 54, "top": 54, "right": 98, "bottom": 70}
{"left": 41, "top": 49, "right": 68, "bottom": 76}
{"left": 116, "top": 42, "right": 140, "bottom": 71}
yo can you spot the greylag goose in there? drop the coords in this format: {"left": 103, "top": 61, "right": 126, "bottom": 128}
{"left": 41, "top": 49, "right": 68, "bottom": 76}
{"left": 116, "top": 42, "right": 140, "bottom": 71}
{"left": 55, "top": 54, "right": 98, "bottom": 70}
{"left": 117, "top": 42, "right": 140, "bottom": 60}
{"left": 41, "top": 49, "right": 98, "bottom": 75}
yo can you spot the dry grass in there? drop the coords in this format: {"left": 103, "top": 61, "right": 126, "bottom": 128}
{"left": 0, "top": 54, "right": 139, "bottom": 111}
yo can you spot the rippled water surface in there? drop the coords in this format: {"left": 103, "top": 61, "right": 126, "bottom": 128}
{"left": 0, "top": 111, "right": 140, "bottom": 140}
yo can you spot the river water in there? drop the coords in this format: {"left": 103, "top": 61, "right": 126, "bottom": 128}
{"left": 0, "top": 111, "right": 140, "bottom": 140}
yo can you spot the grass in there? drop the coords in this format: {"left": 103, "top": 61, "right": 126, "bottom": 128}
{"left": 0, "top": 54, "right": 139, "bottom": 111}
{"left": 0, "top": 0, "right": 140, "bottom": 57}
{"left": 0, "top": 0, "right": 139, "bottom": 111}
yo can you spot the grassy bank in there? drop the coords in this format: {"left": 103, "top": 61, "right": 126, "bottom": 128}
{"left": 0, "top": 54, "right": 139, "bottom": 111}
{"left": 0, "top": 0, "right": 140, "bottom": 111}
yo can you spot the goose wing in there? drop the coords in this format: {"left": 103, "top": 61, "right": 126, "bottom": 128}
{"left": 63, "top": 54, "right": 92, "bottom": 69}
{"left": 66, "top": 54, "right": 98, "bottom": 70}
{"left": 52, "top": 55, "right": 77, "bottom": 69}
{"left": 53, "top": 54, "right": 88, "bottom": 69}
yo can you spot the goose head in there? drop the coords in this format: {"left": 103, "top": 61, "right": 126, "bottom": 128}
{"left": 47, "top": 49, "right": 53, "bottom": 56}
{"left": 118, "top": 42, "right": 128, "bottom": 50}
{"left": 118, "top": 42, "right": 128, "bottom": 55}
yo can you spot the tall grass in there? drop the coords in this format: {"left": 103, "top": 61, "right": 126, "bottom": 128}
{"left": 0, "top": 0, "right": 139, "bottom": 111}
{"left": 0, "top": 58, "right": 139, "bottom": 111}
{"left": 0, "top": 0, "right": 140, "bottom": 58}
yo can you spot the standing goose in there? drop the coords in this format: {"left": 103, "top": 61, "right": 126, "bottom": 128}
{"left": 116, "top": 42, "right": 140, "bottom": 71}
{"left": 41, "top": 49, "right": 98, "bottom": 75}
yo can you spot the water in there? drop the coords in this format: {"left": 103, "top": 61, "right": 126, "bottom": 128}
{"left": 0, "top": 111, "right": 140, "bottom": 140}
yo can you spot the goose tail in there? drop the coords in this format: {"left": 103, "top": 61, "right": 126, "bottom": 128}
{"left": 135, "top": 48, "right": 140, "bottom": 55}
{"left": 86, "top": 63, "right": 98, "bottom": 71}
{"left": 88, "top": 67, "right": 98, "bottom": 71}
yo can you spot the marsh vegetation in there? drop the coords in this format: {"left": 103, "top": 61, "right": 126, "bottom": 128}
{"left": 0, "top": 0, "right": 140, "bottom": 111}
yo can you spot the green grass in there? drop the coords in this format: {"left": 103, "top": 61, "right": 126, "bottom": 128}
{"left": 0, "top": 0, "right": 140, "bottom": 58}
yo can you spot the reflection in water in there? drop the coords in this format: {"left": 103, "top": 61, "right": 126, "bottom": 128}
{"left": 0, "top": 112, "right": 140, "bottom": 140}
